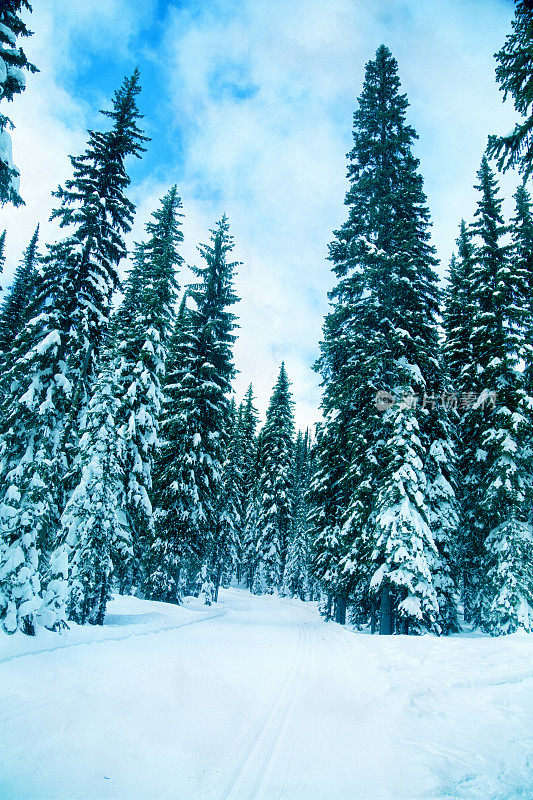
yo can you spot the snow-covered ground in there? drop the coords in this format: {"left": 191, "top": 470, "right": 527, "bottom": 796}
{"left": 0, "top": 588, "right": 531, "bottom": 800}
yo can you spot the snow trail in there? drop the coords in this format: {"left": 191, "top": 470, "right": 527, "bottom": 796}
{"left": 0, "top": 588, "right": 531, "bottom": 800}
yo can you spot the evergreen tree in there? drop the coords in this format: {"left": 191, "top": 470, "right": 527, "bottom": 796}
{"left": 443, "top": 221, "right": 475, "bottom": 389}
{"left": 511, "top": 184, "right": 533, "bottom": 394}
{"left": 143, "top": 292, "right": 189, "bottom": 602}
{"left": 312, "top": 45, "right": 458, "bottom": 633}
{"left": 308, "top": 408, "right": 352, "bottom": 622}
{"left": 235, "top": 384, "right": 259, "bottom": 585}
{"left": 213, "top": 398, "right": 243, "bottom": 598}
{"left": 488, "top": 1, "right": 533, "bottom": 178}
{"left": 459, "top": 157, "right": 533, "bottom": 634}
{"left": 59, "top": 364, "right": 130, "bottom": 626}
{"left": 0, "top": 73, "right": 146, "bottom": 634}
{"left": 114, "top": 186, "right": 183, "bottom": 591}
{"left": 256, "top": 363, "right": 294, "bottom": 593}
{"left": 0, "top": 1, "right": 37, "bottom": 206}
{"left": 282, "top": 430, "right": 312, "bottom": 600}
{"left": 0, "top": 224, "right": 39, "bottom": 352}
{"left": 0, "top": 230, "right": 5, "bottom": 278}
{"left": 148, "top": 218, "right": 239, "bottom": 602}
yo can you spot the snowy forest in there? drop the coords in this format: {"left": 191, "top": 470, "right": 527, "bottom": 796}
{"left": 0, "top": 0, "right": 532, "bottom": 644}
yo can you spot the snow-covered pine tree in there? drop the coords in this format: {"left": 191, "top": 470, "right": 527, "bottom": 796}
{"left": 511, "top": 184, "right": 533, "bottom": 394}
{"left": 0, "top": 73, "right": 146, "bottom": 634}
{"left": 0, "top": 1, "right": 37, "bottom": 206}
{"left": 212, "top": 398, "right": 242, "bottom": 599}
{"left": 59, "top": 363, "right": 130, "bottom": 626}
{"left": 0, "top": 224, "right": 39, "bottom": 353}
{"left": 235, "top": 384, "right": 259, "bottom": 585}
{"left": 488, "top": 1, "right": 533, "bottom": 179}
{"left": 460, "top": 157, "right": 533, "bottom": 634}
{"left": 282, "top": 430, "right": 312, "bottom": 600}
{"left": 149, "top": 217, "right": 239, "bottom": 603}
{"left": 113, "top": 186, "right": 183, "bottom": 592}
{"left": 143, "top": 292, "right": 190, "bottom": 602}
{"left": 313, "top": 45, "right": 458, "bottom": 633}
{"left": 0, "top": 230, "right": 5, "bottom": 277}
{"left": 311, "top": 291, "right": 374, "bottom": 625}
{"left": 256, "top": 363, "right": 294, "bottom": 593}
{"left": 443, "top": 221, "right": 475, "bottom": 389}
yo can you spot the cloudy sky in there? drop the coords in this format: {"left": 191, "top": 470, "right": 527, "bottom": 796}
{"left": 1, "top": 0, "right": 520, "bottom": 429}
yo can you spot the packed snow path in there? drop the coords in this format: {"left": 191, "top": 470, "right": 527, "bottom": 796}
{"left": 0, "top": 589, "right": 532, "bottom": 800}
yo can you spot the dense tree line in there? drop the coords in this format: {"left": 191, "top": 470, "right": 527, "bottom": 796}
{"left": 310, "top": 20, "right": 533, "bottom": 637}
{"left": 0, "top": 2, "right": 531, "bottom": 637}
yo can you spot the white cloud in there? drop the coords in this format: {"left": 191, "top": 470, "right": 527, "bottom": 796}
{"left": 159, "top": 0, "right": 518, "bottom": 429}
{"left": 0, "top": 0, "right": 521, "bottom": 432}
{"left": 1, "top": 0, "right": 157, "bottom": 275}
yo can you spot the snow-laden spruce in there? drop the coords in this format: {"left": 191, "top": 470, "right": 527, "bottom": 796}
{"left": 147, "top": 217, "right": 239, "bottom": 603}
{"left": 454, "top": 158, "right": 533, "bottom": 634}
{"left": 0, "top": 73, "right": 146, "bottom": 634}
{"left": 59, "top": 186, "right": 184, "bottom": 625}
{"left": 255, "top": 363, "right": 295, "bottom": 594}
{"left": 113, "top": 186, "right": 183, "bottom": 594}
{"left": 282, "top": 430, "right": 314, "bottom": 600}
{"left": 236, "top": 385, "right": 261, "bottom": 589}
{"left": 0, "top": 1, "right": 37, "bottom": 206}
{"left": 0, "top": 225, "right": 39, "bottom": 353}
{"left": 58, "top": 365, "right": 131, "bottom": 626}
{"left": 311, "top": 45, "right": 460, "bottom": 633}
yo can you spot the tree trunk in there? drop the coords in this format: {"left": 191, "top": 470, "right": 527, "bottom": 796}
{"left": 213, "top": 562, "right": 222, "bottom": 603}
{"left": 370, "top": 597, "right": 377, "bottom": 634}
{"left": 335, "top": 595, "right": 347, "bottom": 625}
{"left": 95, "top": 572, "right": 109, "bottom": 625}
{"left": 399, "top": 617, "right": 409, "bottom": 635}
{"left": 118, "top": 562, "right": 133, "bottom": 596}
{"left": 173, "top": 563, "right": 182, "bottom": 604}
{"left": 379, "top": 584, "right": 393, "bottom": 635}
{"left": 326, "top": 591, "right": 333, "bottom": 620}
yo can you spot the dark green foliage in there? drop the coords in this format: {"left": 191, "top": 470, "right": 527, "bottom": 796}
{"left": 235, "top": 384, "right": 260, "bottom": 586}
{"left": 256, "top": 363, "right": 294, "bottom": 593}
{"left": 0, "top": 1, "right": 38, "bottom": 206}
{"left": 0, "top": 230, "right": 5, "bottom": 275}
{"left": 457, "top": 157, "right": 533, "bottom": 633}
{"left": 114, "top": 187, "right": 183, "bottom": 592}
{"left": 148, "top": 217, "right": 239, "bottom": 602}
{"left": 0, "top": 225, "right": 39, "bottom": 352}
{"left": 282, "top": 430, "right": 313, "bottom": 600}
{"left": 488, "top": 2, "right": 533, "bottom": 178}
{"left": 443, "top": 221, "right": 475, "bottom": 389}
{"left": 311, "top": 45, "right": 458, "bottom": 632}
{"left": 511, "top": 183, "right": 533, "bottom": 394}
{"left": 0, "top": 73, "right": 146, "bottom": 634}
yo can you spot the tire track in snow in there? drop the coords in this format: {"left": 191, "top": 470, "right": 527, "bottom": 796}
{"left": 218, "top": 622, "right": 311, "bottom": 800}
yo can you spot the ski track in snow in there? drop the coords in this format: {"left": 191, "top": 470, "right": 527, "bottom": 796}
{"left": 0, "top": 588, "right": 532, "bottom": 800}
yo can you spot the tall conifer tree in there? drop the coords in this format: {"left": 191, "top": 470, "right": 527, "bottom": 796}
{"left": 312, "top": 45, "right": 458, "bottom": 633}
{"left": 0, "top": 73, "right": 146, "bottom": 634}
{"left": 0, "top": 225, "right": 39, "bottom": 353}
{"left": 114, "top": 186, "right": 183, "bottom": 590}
{"left": 282, "top": 430, "right": 312, "bottom": 600}
{"left": 237, "top": 385, "right": 260, "bottom": 586}
{"left": 256, "top": 363, "right": 294, "bottom": 593}
{"left": 0, "top": 1, "right": 37, "bottom": 206}
{"left": 62, "top": 187, "right": 184, "bottom": 617}
{"left": 147, "top": 218, "right": 239, "bottom": 602}
{"left": 0, "top": 230, "right": 6, "bottom": 277}
{"left": 488, "top": 1, "right": 533, "bottom": 178}
{"left": 443, "top": 221, "right": 475, "bottom": 389}
{"left": 459, "top": 158, "right": 533, "bottom": 633}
